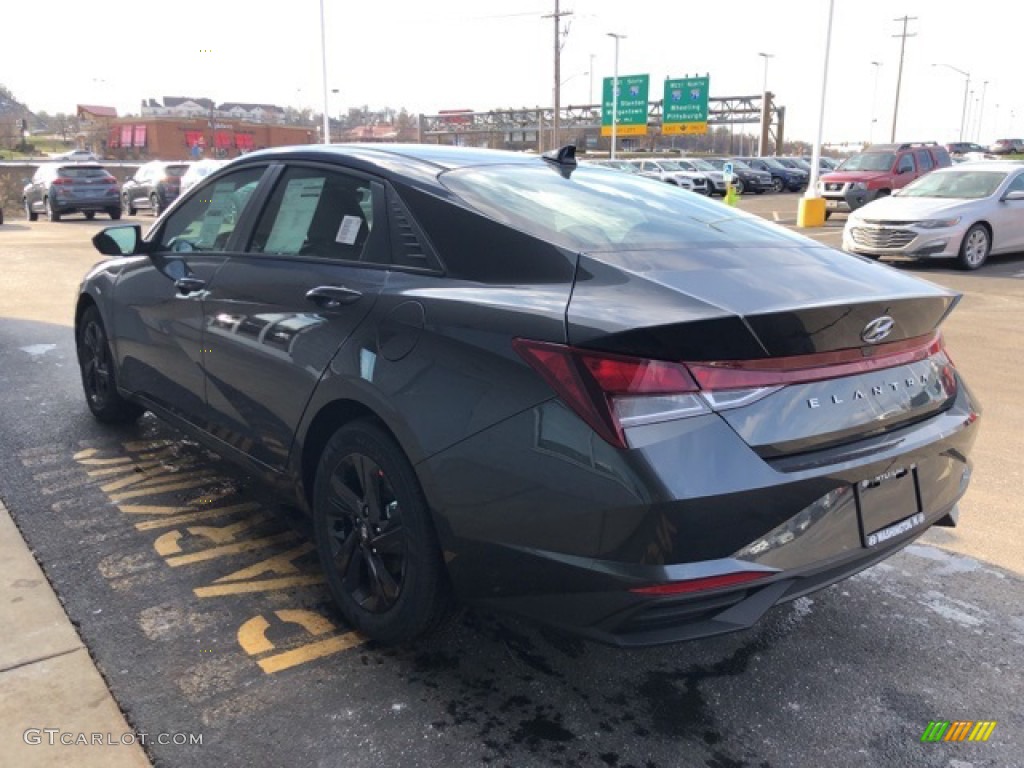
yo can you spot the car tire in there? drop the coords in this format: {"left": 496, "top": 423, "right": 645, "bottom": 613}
{"left": 824, "top": 211, "right": 832, "bottom": 221}
{"left": 24, "top": 199, "right": 38, "bottom": 222}
{"left": 771, "top": 178, "right": 785, "bottom": 193}
{"left": 733, "top": 179, "right": 745, "bottom": 195}
{"left": 75, "top": 305, "right": 144, "bottom": 424}
{"left": 313, "top": 420, "right": 453, "bottom": 645}
{"left": 150, "top": 193, "right": 161, "bottom": 217}
{"left": 123, "top": 195, "right": 136, "bottom": 216}
{"left": 957, "top": 223, "right": 990, "bottom": 270}
{"left": 108, "top": 208, "right": 122, "bottom": 220}
{"left": 84, "top": 211, "right": 95, "bottom": 220}
{"left": 45, "top": 197, "right": 59, "bottom": 222}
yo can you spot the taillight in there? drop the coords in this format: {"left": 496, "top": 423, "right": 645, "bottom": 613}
{"left": 513, "top": 332, "right": 953, "bottom": 449}
{"left": 52, "top": 177, "right": 73, "bottom": 185}
{"left": 512, "top": 339, "right": 706, "bottom": 448}
{"left": 105, "top": 177, "right": 118, "bottom": 184}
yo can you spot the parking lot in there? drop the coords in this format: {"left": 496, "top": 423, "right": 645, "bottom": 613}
{"left": 1, "top": 205, "right": 1022, "bottom": 767}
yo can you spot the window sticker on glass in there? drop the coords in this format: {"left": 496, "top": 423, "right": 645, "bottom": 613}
{"left": 197, "top": 182, "right": 240, "bottom": 248}
{"left": 265, "top": 177, "right": 326, "bottom": 254}
{"left": 336, "top": 215, "right": 363, "bottom": 245}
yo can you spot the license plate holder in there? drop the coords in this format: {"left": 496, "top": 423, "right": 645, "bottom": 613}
{"left": 856, "top": 464, "right": 922, "bottom": 547}
{"left": 826, "top": 199, "right": 840, "bottom": 209}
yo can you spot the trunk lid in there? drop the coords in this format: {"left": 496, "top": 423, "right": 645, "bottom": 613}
{"left": 566, "top": 245, "right": 960, "bottom": 455}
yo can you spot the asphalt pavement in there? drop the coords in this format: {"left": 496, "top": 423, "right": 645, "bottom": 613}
{"left": 0, "top": 205, "right": 1021, "bottom": 768}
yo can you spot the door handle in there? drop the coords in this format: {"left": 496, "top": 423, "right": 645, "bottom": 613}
{"left": 174, "top": 276, "right": 206, "bottom": 295}
{"left": 305, "top": 285, "right": 363, "bottom": 309}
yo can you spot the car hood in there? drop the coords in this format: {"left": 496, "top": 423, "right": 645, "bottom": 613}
{"left": 822, "top": 171, "right": 890, "bottom": 184}
{"left": 850, "top": 196, "right": 977, "bottom": 221}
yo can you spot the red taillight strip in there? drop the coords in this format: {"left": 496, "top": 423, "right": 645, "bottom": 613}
{"left": 630, "top": 571, "right": 771, "bottom": 595}
{"left": 685, "top": 332, "right": 943, "bottom": 390}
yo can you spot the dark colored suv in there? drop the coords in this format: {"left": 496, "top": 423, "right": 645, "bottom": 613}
{"left": 121, "top": 161, "right": 191, "bottom": 216}
{"left": 706, "top": 158, "right": 773, "bottom": 194}
{"left": 817, "top": 142, "right": 952, "bottom": 217}
{"left": 23, "top": 164, "right": 122, "bottom": 222}
{"left": 736, "top": 157, "right": 807, "bottom": 192}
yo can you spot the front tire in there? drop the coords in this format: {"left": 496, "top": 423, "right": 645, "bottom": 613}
{"left": 313, "top": 420, "right": 453, "bottom": 645}
{"left": 122, "top": 195, "right": 136, "bottom": 216}
{"left": 150, "top": 193, "right": 161, "bottom": 217}
{"left": 76, "top": 306, "right": 144, "bottom": 423}
{"left": 958, "top": 223, "right": 990, "bottom": 270}
{"left": 771, "top": 178, "right": 785, "bottom": 193}
{"left": 733, "top": 179, "right": 745, "bottom": 195}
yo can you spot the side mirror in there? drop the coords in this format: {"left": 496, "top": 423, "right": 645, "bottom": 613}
{"left": 1002, "top": 190, "right": 1024, "bottom": 202}
{"left": 92, "top": 224, "right": 144, "bottom": 257}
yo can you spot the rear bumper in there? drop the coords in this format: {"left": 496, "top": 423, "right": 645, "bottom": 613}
{"left": 421, "top": 375, "right": 980, "bottom": 647}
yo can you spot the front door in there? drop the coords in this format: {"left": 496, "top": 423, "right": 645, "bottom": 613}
{"left": 111, "top": 165, "right": 269, "bottom": 424}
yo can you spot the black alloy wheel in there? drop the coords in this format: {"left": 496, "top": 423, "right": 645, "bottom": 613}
{"left": 313, "top": 421, "right": 452, "bottom": 644}
{"left": 76, "top": 306, "right": 144, "bottom": 423}
{"left": 772, "top": 177, "right": 785, "bottom": 193}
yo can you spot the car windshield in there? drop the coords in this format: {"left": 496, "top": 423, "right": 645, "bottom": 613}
{"left": 761, "top": 158, "right": 787, "bottom": 170}
{"left": 687, "top": 159, "right": 717, "bottom": 171}
{"left": 165, "top": 165, "right": 189, "bottom": 177}
{"left": 730, "top": 159, "right": 753, "bottom": 170}
{"left": 657, "top": 161, "right": 684, "bottom": 171}
{"left": 439, "top": 164, "right": 809, "bottom": 252}
{"left": 838, "top": 152, "right": 895, "bottom": 172}
{"left": 900, "top": 170, "right": 1006, "bottom": 199}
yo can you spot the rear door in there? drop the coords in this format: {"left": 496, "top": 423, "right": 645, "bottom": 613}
{"left": 994, "top": 170, "right": 1024, "bottom": 251}
{"left": 199, "top": 163, "right": 389, "bottom": 469}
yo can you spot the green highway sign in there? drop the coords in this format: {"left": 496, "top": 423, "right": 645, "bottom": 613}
{"left": 663, "top": 76, "right": 709, "bottom": 135}
{"left": 601, "top": 74, "right": 650, "bottom": 136}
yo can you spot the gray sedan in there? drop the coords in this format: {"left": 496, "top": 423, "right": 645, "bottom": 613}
{"left": 842, "top": 161, "right": 1024, "bottom": 269}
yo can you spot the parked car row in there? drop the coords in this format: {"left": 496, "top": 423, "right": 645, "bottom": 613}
{"left": 22, "top": 160, "right": 205, "bottom": 222}
{"left": 586, "top": 155, "right": 829, "bottom": 196}
{"left": 988, "top": 138, "right": 1024, "bottom": 155}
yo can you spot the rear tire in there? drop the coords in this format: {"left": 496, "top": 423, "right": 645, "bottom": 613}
{"left": 45, "top": 197, "right": 59, "bottom": 222}
{"left": 123, "top": 195, "right": 136, "bottom": 216}
{"left": 313, "top": 420, "right": 453, "bottom": 645}
{"left": 24, "top": 199, "right": 38, "bottom": 222}
{"left": 150, "top": 193, "right": 161, "bottom": 217}
{"left": 824, "top": 211, "right": 832, "bottom": 221}
{"left": 84, "top": 211, "right": 95, "bottom": 220}
{"left": 957, "top": 223, "right": 990, "bottom": 270}
{"left": 75, "top": 305, "right": 144, "bottom": 423}
{"left": 108, "top": 208, "right": 121, "bottom": 220}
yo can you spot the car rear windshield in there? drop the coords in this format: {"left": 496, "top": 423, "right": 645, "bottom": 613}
{"left": 165, "top": 165, "right": 189, "bottom": 177}
{"left": 439, "top": 164, "right": 809, "bottom": 252}
{"left": 58, "top": 167, "right": 111, "bottom": 179}
{"left": 837, "top": 153, "right": 895, "bottom": 172}
{"left": 901, "top": 170, "right": 1006, "bottom": 199}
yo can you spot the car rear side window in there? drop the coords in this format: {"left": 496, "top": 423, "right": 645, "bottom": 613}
{"left": 247, "top": 166, "right": 379, "bottom": 262}
{"left": 156, "top": 166, "right": 266, "bottom": 252}
{"left": 165, "top": 165, "right": 189, "bottom": 177}
{"left": 914, "top": 150, "right": 934, "bottom": 172}
{"left": 439, "top": 164, "right": 809, "bottom": 252}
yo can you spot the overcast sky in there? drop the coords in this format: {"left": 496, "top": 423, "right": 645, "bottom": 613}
{"left": 2, "top": 0, "right": 1018, "bottom": 145}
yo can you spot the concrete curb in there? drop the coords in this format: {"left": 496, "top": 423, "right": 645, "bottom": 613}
{"left": 0, "top": 498, "right": 151, "bottom": 767}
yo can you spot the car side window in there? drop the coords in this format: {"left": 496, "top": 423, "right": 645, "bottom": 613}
{"left": 247, "top": 166, "right": 378, "bottom": 262}
{"left": 915, "top": 150, "right": 933, "bottom": 172}
{"left": 1007, "top": 173, "right": 1024, "bottom": 194}
{"left": 156, "top": 166, "right": 266, "bottom": 253}
{"left": 898, "top": 154, "right": 915, "bottom": 174}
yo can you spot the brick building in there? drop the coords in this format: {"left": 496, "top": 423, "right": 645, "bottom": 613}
{"left": 104, "top": 117, "right": 316, "bottom": 161}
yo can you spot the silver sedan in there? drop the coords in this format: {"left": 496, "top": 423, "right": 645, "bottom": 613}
{"left": 842, "top": 161, "right": 1024, "bottom": 269}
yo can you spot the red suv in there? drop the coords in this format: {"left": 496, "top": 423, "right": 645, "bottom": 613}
{"left": 817, "top": 142, "right": 952, "bottom": 217}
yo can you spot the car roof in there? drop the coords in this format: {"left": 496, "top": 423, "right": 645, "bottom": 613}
{"left": 240, "top": 143, "right": 541, "bottom": 173}
{"left": 933, "top": 161, "right": 1024, "bottom": 172}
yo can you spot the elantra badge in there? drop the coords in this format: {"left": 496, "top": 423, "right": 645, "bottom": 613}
{"left": 861, "top": 316, "right": 895, "bottom": 344}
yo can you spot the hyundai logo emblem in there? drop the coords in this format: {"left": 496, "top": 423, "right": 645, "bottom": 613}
{"left": 861, "top": 316, "right": 895, "bottom": 344}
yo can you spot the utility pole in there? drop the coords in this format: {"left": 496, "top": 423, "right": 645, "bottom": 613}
{"left": 890, "top": 15, "right": 917, "bottom": 142}
{"left": 975, "top": 80, "right": 988, "bottom": 142}
{"left": 869, "top": 61, "right": 882, "bottom": 144}
{"left": 543, "top": 1, "right": 573, "bottom": 151}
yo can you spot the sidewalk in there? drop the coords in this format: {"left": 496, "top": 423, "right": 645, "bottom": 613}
{"left": 0, "top": 498, "right": 150, "bottom": 768}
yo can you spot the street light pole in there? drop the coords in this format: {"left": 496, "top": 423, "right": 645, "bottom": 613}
{"left": 869, "top": 61, "right": 882, "bottom": 144}
{"left": 975, "top": 80, "right": 988, "bottom": 142}
{"left": 608, "top": 33, "right": 625, "bottom": 160}
{"left": 932, "top": 63, "right": 969, "bottom": 142}
{"left": 890, "top": 15, "right": 917, "bottom": 142}
{"left": 319, "top": 0, "right": 330, "bottom": 144}
{"left": 589, "top": 53, "right": 596, "bottom": 105}
{"left": 757, "top": 52, "right": 773, "bottom": 157}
